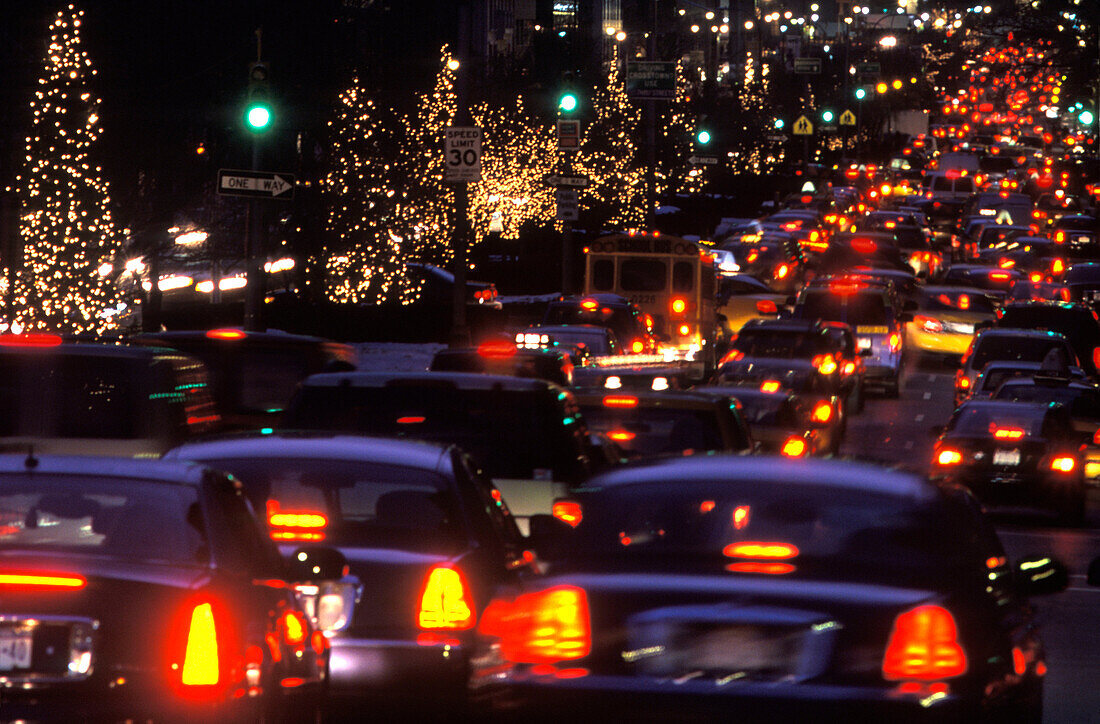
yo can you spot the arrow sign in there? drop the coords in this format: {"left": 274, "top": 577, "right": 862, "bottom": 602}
{"left": 792, "top": 116, "right": 813, "bottom": 135}
{"left": 839, "top": 110, "right": 857, "bottom": 126}
{"left": 688, "top": 155, "right": 719, "bottom": 165}
{"left": 217, "top": 169, "right": 295, "bottom": 200}
{"left": 542, "top": 174, "right": 591, "bottom": 188}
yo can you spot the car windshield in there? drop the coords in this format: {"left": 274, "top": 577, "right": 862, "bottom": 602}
{"left": 798, "top": 291, "right": 888, "bottom": 325}
{"left": 0, "top": 475, "right": 205, "bottom": 564}
{"left": 949, "top": 405, "right": 1046, "bottom": 437}
{"left": 191, "top": 458, "right": 467, "bottom": 552}
{"left": 557, "top": 482, "right": 966, "bottom": 583}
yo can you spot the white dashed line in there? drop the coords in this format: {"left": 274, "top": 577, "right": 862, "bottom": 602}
{"left": 904, "top": 440, "right": 914, "bottom": 450}
{"left": 915, "top": 414, "right": 925, "bottom": 422}
{"left": 923, "top": 392, "right": 932, "bottom": 400}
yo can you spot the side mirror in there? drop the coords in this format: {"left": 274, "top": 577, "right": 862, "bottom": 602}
{"left": 1088, "top": 556, "right": 1100, "bottom": 587}
{"left": 1015, "top": 556, "right": 1069, "bottom": 596}
{"left": 286, "top": 546, "right": 349, "bottom": 582}
{"left": 527, "top": 513, "right": 575, "bottom": 560}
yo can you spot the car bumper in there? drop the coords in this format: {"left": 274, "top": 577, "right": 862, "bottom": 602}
{"left": 472, "top": 673, "right": 970, "bottom": 723}
{"left": 327, "top": 634, "right": 468, "bottom": 700}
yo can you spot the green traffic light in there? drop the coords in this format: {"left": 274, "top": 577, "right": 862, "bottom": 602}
{"left": 246, "top": 104, "right": 271, "bottom": 131}
{"left": 774, "top": 119, "right": 785, "bottom": 130}
{"left": 1079, "top": 110, "right": 1095, "bottom": 126}
{"left": 855, "top": 88, "right": 867, "bottom": 100}
{"left": 696, "top": 130, "right": 712, "bottom": 145}
{"left": 559, "top": 93, "right": 578, "bottom": 113}
{"left": 822, "top": 110, "right": 835, "bottom": 123}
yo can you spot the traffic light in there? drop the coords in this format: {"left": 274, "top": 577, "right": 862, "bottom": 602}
{"left": 1079, "top": 109, "right": 1095, "bottom": 126}
{"left": 774, "top": 118, "right": 785, "bottom": 130}
{"left": 821, "top": 109, "right": 835, "bottom": 124}
{"left": 558, "top": 91, "right": 579, "bottom": 113}
{"left": 696, "top": 129, "right": 712, "bottom": 146}
{"left": 245, "top": 62, "right": 272, "bottom": 132}
{"left": 557, "top": 72, "right": 582, "bottom": 116}
{"left": 855, "top": 87, "right": 867, "bottom": 101}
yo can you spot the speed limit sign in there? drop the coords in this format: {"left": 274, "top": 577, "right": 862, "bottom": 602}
{"left": 444, "top": 126, "right": 482, "bottom": 182}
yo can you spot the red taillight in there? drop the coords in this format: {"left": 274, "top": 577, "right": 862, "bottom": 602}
{"left": 580, "top": 298, "right": 599, "bottom": 311}
{"left": 915, "top": 315, "right": 943, "bottom": 334}
{"left": 936, "top": 449, "right": 963, "bottom": 466}
{"left": 478, "top": 586, "right": 591, "bottom": 664}
{"left": 756, "top": 299, "right": 778, "bottom": 314}
{"left": 883, "top": 605, "right": 968, "bottom": 681}
{"left": 182, "top": 602, "right": 221, "bottom": 687}
{"left": 671, "top": 297, "right": 688, "bottom": 315}
{"left": 760, "top": 380, "right": 781, "bottom": 393}
{"left": 1050, "top": 455, "right": 1075, "bottom": 473}
{"left": 720, "top": 349, "right": 745, "bottom": 364}
{"left": 418, "top": 564, "right": 475, "bottom": 631}
{"left": 205, "top": 328, "right": 247, "bottom": 340}
{"left": 267, "top": 500, "right": 327, "bottom": 542}
{"left": 955, "top": 369, "right": 969, "bottom": 390}
{"left": 478, "top": 339, "right": 517, "bottom": 358}
{"left": 812, "top": 354, "right": 837, "bottom": 375}
{"left": 850, "top": 237, "right": 878, "bottom": 254}
{"left": 552, "top": 500, "right": 583, "bottom": 527}
{"left": 606, "top": 429, "right": 636, "bottom": 442}
{"left": 889, "top": 333, "right": 901, "bottom": 352}
{"left": 774, "top": 264, "right": 790, "bottom": 280}
{"left": 810, "top": 400, "right": 833, "bottom": 424}
{"left": 992, "top": 427, "right": 1025, "bottom": 440}
{"left": 1093, "top": 428, "right": 1100, "bottom": 445}
{"left": 0, "top": 333, "right": 63, "bottom": 347}
{"left": 169, "top": 598, "right": 244, "bottom": 701}
{"left": 603, "top": 395, "right": 638, "bottom": 408}
{"left": 723, "top": 541, "right": 799, "bottom": 559}
{"left": 781, "top": 437, "right": 808, "bottom": 457}
{"left": 0, "top": 572, "right": 87, "bottom": 589}
{"left": 989, "top": 271, "right": 1011, "bottom": 281}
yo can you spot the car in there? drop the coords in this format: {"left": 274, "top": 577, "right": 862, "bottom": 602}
{"left": 970, "top": 360, "right": 1085, "bottom": 400}
{"left": 571, "top": 360, "right": 703, "bottom": 391}
{"left": 994, "top": 300, "right": 1100, "bottom": 377}
{"left": 513, "top": 323, "right": 623, "bottom": 360}
{"left": 715, "top": 274, "right": 788, "bottom": 335}
{"left": 429, "top": 338, "right": 575, "bottom": 387}
{"left": 0, "top": 333, "right": 219, "bottom": 457}
{"left": 791, "top": 277, "right": 910, "bottom": 397}
{"left": 405, "top": 262, "right": 501, "bottom": 308}
{"left": 1050, "top": 214, "right": 1099, "bottom": 258}
{"left": 955, "top": 328, "right": 1080, "bottom": 407}
{"left": 815, "top": 232, "right": 911, "bottom": 275}
{"left": 541, "top": 294, "right": 657, "bottom": 354}
{"left": 940, "top": 264, "right": 1022, "bottom": 298}
{"left": 280, "top": 371, "right": 592, "bottom": 533}
{"left": 1064, "top": 262, "right": 1100, "bottom": 309}
{"left": 163, "top": 432, "right": 539, "bottom": 714}
{"left": 572, "top": 389, "right": 753, "bottom": 461}
{"left": 906, "top": 286, "right": 998, "bottom": 360}
{"left": 930, "top": 399, "right": 1087, "bottom": 523}
{"left": 694, "top": 384, "right": 842, "bottom": 457}
{"left": 851, "top": 211, "right": 942, "bottom": 278}
{"left": 720, "top": 235, "right": 805, "bottom": 295}
{"left": 470, "top": 456, "right": 1067, "bottom": 721}
{"left": 972, "top": 224, "right": 1036, "bottom": 258}
{"left": 0, "top": 453, "right": 333, "bottom": 721}
{"left": 1006, "top": 279, "right": 1072, "bottom": 303}
{"left": 132, "top": 328, "right": 357, "bottom": 432}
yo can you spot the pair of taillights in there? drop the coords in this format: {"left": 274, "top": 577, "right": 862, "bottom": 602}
{"left": 934, "top": 446, "right": 1078, "bottom": 472}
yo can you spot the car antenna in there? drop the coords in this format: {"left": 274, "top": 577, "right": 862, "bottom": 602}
{"left": 25, "top": 445, "right": 38, "bottom": 470}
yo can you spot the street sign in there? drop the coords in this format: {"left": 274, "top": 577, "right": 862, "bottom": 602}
{"left": 792, "top": 116, "right": 814, "bottom": 135}
{"left": 793, "top": 58, "right": 821, "bottom": 75}
{"left": 766, "top": 134, "right": 789, "bottom": 142}
{"left": 555, "top": 188, "right": 579, "bottom": 222}
{"left": 688, "top": 155, "right": 718, "bottom": 165}
{"left": 626, "top": 61, "right": 677, "bottom": 101}
{"left": 217, "top": 169, "right": 295, "bottom": 200}
{"left": 839, "top": 109, "right": 857, "bottom": 126}
{"left": 857, "top": 62, "right": 881, "bottom": 76}
{"left": 444, "top": 126, "right": 482, "bottom": 182}
{"left": 556, "top": 120, "right": 581, "bottom": 151}
{"left": 821, "top": 124, "right": 837, "bottom": 133}
{"left": 542, "top": 174, "right": 590, "bottom": 188}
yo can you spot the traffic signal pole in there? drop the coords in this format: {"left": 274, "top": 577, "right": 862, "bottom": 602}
{"left": 244, "top": 29, "right": 266, "bottom": 331}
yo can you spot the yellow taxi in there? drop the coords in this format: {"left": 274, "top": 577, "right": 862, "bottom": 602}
{"left": 906, "top": 285, "right": 998, "bottom": 359}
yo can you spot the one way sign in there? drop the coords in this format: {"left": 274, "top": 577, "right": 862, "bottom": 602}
{"left": 217, "top": 169, "right": 296, "bottom": 200}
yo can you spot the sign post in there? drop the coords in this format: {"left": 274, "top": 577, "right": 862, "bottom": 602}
{"left": 217, "top": 169, "right": 295, "bottom": 200}
{"left": 793, "top": 58, "right": 822, "bottom": 75}
{"left": 625, "top": 61, "right": 677, "bottom": 100}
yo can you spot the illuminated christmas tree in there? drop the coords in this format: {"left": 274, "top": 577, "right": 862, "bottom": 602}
{"left": 470, "top": 97, "right": 556, "bottom": 243}
{"left": 13, "top": 4, "right": 123, "bottom": 335}
{"left": 321, "top": 77, "right": 410, "bottom": 304}
{"left": 576, "top": 46, "right": 646, "bottom": 230}
{"left": 656, "top": 61, "right": 707, "bottom": 197}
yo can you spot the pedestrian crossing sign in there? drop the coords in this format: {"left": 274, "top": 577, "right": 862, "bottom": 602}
{"left": 792, "top": 115, "right": 813, "bottom": 135}
{"left": 839, "top": 110, "right": 857, "bottom": 126}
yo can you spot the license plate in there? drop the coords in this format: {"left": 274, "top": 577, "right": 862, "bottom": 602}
{"left": 686, "top": 626, "right": 797, "bottom": 672}
{"left": 0, "top": 629, "right": 32, "bottom": 671}
{"left": 856, "top": 326, "right": 889, "bottom": 335}
{"left": 993, "top": 449, "right": 1020, "bottom": 466}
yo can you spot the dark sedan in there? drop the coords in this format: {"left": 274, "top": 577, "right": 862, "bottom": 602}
{"left": 164, "top": 433, "right": 540, "bottom": 715}
{"left": 930, "top": 400, "right": 1087, "bottom": 524}
{"left": 471, "top": 456, "right": 1065, "bottom": 722}
{"left": 0, "top": 454, "right": 332, "bottom": 722}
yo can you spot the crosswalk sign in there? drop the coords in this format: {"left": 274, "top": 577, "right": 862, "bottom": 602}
{"left": 792, "top": 115, "right": 813, "bottom": 135}
{"left": 839, "top": 110, "right": 857, "bottom": 126}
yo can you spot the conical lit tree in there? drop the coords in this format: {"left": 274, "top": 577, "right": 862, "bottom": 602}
{"left": 13, "top": 4, "right": 123, "bottom": 335}
{"left": 470, "top": 97, "right": 556, "bottom": 243}
{"left": 656, "top": 61, "right": 707, "bottom": 197}
{"left": 575, "top": 46, "right": 645, "bottom": 230}
{"left": 321, "top": 77, "right": 411, "bottom": 304}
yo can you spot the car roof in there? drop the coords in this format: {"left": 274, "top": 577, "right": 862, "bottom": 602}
{"left": 135, "top": 329, "right": 338, "bottom": 345}
{"left": 0, "top": 339, "right": 190, "bottom": 359}
{"left": 0, "top": 454, "right": 210, "bottom": 487}
{"left": 953, "top": 399, "right": 1055, "bottom": 418}
{"left": 165, "top": 432, "right": 453, "bottom": 472}
{"left": 740, "top": 318, "right": 822, "bottom": 332}
{"left": 524, "top": 324, "right": 611, "bottom": 337}
{"left": 574, "top": 389, "right": 736, "bottom": 410}
{"left": 976, "top": 327, "right": 1069, "bottom": 340}
{"left": 581, "top": 455, "right": 935, "bottom": 501}
{"left": 299, "top": 370, "right": 565, "bottom": 393}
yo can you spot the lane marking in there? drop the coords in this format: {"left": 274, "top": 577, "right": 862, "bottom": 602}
{"left": 915, "top": 414, "right": 925, "bottom": 422}
{"left": 904, "top": 440, "right": 914, "bottom": 450}
{"left": 923, "top": 392, "right": 932, "bottom": 400}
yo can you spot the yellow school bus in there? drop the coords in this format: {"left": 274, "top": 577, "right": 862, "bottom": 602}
{"left": 583, "top": 231, "right": 718, "bottom": 364}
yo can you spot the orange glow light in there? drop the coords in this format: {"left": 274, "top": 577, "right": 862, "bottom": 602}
{"left": 603, "top": 395, "right": 639, "bottom": 408}
{"left": 760, "top": 380, "right": 781, "bottom": 393}
{"left": 723, "top": 541, "right": 799, "bottom": 559}
{"left": 733, "top": 505, "right": 751, "bottom": 530}
{"left": 0, "top": 572, "right": 87, "bottom": 588}
{"left": 781, "top": 437, "right": 807, "bottom": 457}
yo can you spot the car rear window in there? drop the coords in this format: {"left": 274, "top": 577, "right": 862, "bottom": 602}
{"left": 949, "top": 405, "right": 1045, "bottom": 437}
{"left": 192, "top": 458, "right": 466, "bottom": 552}
{"left": 580, "top": 406, "right": 730, "bottom": 458}
{"left": 0, "top": 475, "right": 205, "bottom": 564}
{"left": 797, "top": 291, "right": 888, "bottom": 325}
{"left": 971, "top": 336, "right": 1073, "bottom": 369}
{"left": 732, "top": 329, "right": 827, "bottom": 358}
{"left": 994, "top": 385, "right": 1100, "bottom": 422}
{"left": 921, "top": 290, "right": 997, "bottom": 314}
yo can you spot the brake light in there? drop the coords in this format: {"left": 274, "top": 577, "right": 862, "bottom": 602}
{"left": 850, "top": 237, "right": 878, "bottom": 254}
{"left": 915, "top": 315, "right": 944, "bottom": 334}
{"left": 889, "top": 333, "right": 901, "bottom": 352}
{"left": 552, "top": 500, "right": 583, "bottom": 528}
{"left": 781, "top": 437, "right": 808, "bottom": 457}
{"left": 756, "top": 299, "right": 778, "bottom": 314}
{"left": 606, "top": 429, "right": 636, "bottom": 442}
{"left": 812, "top": 354, "right": 837, "bottom": 375}
{"left": 0, "top": 333, "right": 63, "bottom": 347}
{"left": 671, "top": 297, "right": 687, "bottom": 314}
{"left": 775, "top": 264, "right": 790, "bottom": 280}
{"left": 168, "top": 597, "right": 244, "bottom": 701}
{"left": 810, "top": 400, "right": 834, "bottom": 424}
{"left": 418, "top": 564, "right": 475, "bottom": 631}
{"left": 723, "top": 542, "right": 799, "bottom": 559}
{"left": 266, "top": 501, "right": 327, "bottom": 542}
{"left": 989, "top": 271, "right": 1010, "bottom": 281}
{"left": 603, "top": 395, "right": 638, "bottom": 408}
{"left": 842, "top": 361, "right": 856, "bottom": 375}
{"left": 830, "top": 281, "right": 865, "bottom": 294}
{"left": 956, "top": 372, "right": 970, "bottom": 390}
{"left": 0, "top": 572, "right": 87, "bottom": 589}
{"left": 1051, "top": 258, "right": 1064, "bottom": 275}
{"left": 720, "top": 350, "right": 745, "bottom": 364}
{"left": 279, "top": 610, "right": 307, "bottom": 647}
{"left": 678, "top": 324, "right": 691, "bottom": 336}
{"left": 478, "top": 339, "right": 516, "bottom": 358}
{"left": 205, "top": 328, "right": 247, "bottom": 340}
{"left": 479, "top": 586, "right": 591, "bottom": 664}
{"left": 181, "top": 603, "right": 221, "bottom": 686}
{"left": 630, "top": 338, "right": 645, "bottom": 354}
{"left": 1094, "top": 429, "right": 1100, "bottom": 445}
{"left": 760, "top": 380, "right": 781, "bottom": 393}
{"left": 580, "top": 298, "right": 599, "bottom": 311}
{"left": 1050, "top": 456, "right": 1075, "bottom": 473}
{"left": 883, "top": 605, "right": 968, "bottom": 681}
{"left": 936, "top": 449, "right": 963, "bottom": 466}
{"left": 1029, "top": 272, "right": 1043, "bottom": 283}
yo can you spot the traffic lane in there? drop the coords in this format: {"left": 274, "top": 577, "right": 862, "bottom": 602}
{"left": 841, "top": 353, "right": 957, "bottom": 470}
{"left": 997, "top": 524, "right": 1100, "bottom": 724}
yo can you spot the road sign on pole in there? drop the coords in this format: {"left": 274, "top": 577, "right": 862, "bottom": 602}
{"left": 542, "top": 174, "right": 590, "bottom": 188}
{"left": 688, "top": 155, "right": 718, "bottom": 165}
{"left": 444, "top": 126, "right": 482, "bottom": 182}
{"left": 793, "top": 58, "right": 821, "bottom": 74}
{"left": 555, "top": 188, "right": 579, "bottom": 221}
{"left": 857, "top": 62, "right": 881, "bottom": 76}
{"left": 556, "top": 120, "right": 581, "bottom": 151}
{"left": 792, "top": 116, "right": 814, "bottom": 135}
{"left": 839, "top": 110, "right": 857, "bottom": 126}
{"left": 217, "top": 169, "right": 295, "bottom": 200}
{"left": 626, "top": 61, "right": 677, "bottom": 100}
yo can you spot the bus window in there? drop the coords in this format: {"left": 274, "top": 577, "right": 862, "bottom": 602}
{"left": 673, "top": 261, "right": 694, "bottom": 292}
{"left": 621, "top": 260, "right": 667, "bottom": 292}
{"left": 591, "top": 259, "right": 615, "bottom": 291}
